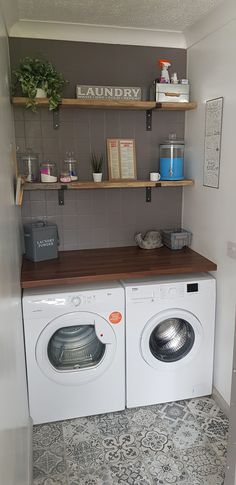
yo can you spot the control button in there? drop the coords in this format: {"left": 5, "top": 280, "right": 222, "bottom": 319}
{"left": 71, "top": 296, "right": 81, "bottom": 307}
{"left": 160, "top": 287, "right": 168, "bottom": 299}
{"left": 169, "top": 287, "right": 177, "bottom": 298}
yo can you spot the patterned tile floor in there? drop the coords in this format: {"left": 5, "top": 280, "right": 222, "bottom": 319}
{"left": 33, "top": 396, "right": 228, "bottom": 485}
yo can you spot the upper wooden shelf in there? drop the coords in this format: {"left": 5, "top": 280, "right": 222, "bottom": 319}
{"left": 12, "top": 97, "right": 197, "bottom": 111}
{"left": 157, "top": 102, "right": 197, "bottom": 111}
{"left": 23, "top": 179, "right": 194, "bottom": 191}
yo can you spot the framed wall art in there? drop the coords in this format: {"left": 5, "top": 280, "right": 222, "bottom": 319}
{"left": 203, "top": 97, "right": 223, "bottom": 188}
{"left": 107, "top": 138, "right": 137, "bottom": 180}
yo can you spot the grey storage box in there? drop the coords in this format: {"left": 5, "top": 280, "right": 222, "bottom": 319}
{"left": 155, "top": 83, "right": 189, "bottom": 103}
{"left": 161, "top": 228, "right": 192, "bottom": 250}
{"left": 24, "top": 221, "right": 59, "bottom": 262}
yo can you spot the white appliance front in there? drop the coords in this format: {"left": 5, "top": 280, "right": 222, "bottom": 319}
{"left": 122, "top": 273, "right": 216, "bottom": 408}
{"left": 23, "top": 282, "right": 125, "bottom": 424}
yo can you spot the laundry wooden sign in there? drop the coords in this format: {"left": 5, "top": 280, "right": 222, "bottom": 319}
{"left": 76, "top": 85, "right": 142, "bottom": 101}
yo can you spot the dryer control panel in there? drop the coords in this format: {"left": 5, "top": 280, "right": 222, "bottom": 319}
{"left": 71, "top": 295, "right": 96, "bottom": 306}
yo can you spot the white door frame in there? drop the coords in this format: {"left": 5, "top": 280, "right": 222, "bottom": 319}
{"left": 224, "top": 308, "right": 236, "bottom": 484}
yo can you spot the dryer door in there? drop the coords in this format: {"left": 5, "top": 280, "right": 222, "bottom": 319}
{"left": 36, "top": 311, "right": 116, "bottom": 385}
{"left": 141, "top": 309, "right": 203, "bottom": 369}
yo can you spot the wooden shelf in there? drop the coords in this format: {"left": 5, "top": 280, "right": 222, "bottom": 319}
{"left": 157, "top": 102, "right": 197, "bottom": 111}
{"left": 12, "top": 97, "right": 197, "bottom": 111}
{"left": 21, "top": 246, "right": 217, "bottom": 289}
{"left": 12, "top": 97, "right": 156, "bottom": 110}
{"left": 156, "top": 179, "right": 194, "bottom": 187}
{"left": 23, "top": 179, "right": 194, "bottom": 191}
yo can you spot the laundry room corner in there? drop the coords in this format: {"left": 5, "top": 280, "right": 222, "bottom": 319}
{"left": 2, "top": 0, "right": 236, "bottom": 483}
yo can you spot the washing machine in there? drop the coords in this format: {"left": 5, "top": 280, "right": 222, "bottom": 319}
{"left": 22, "top": 281, "right": 125, "bottom": 424}
{"left": 122, "top": 273, "right": 216, "bottom": 408}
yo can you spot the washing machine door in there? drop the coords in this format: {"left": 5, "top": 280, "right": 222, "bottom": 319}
{"left": 36, "top": 311, "right": 116, "bottom": 385}
{"left": 141, "top": 309, "right": 203, "bottom": 369}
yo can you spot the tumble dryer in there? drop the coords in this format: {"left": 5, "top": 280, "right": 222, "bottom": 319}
{"left": 122, "top": 273, "right": 215, "bottom": 408}
{"left": 23, "top": 282, "right": 125, "bottom": 424}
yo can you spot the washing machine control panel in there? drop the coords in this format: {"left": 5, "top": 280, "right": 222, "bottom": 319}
{"left": 160, "top": 285, "right": 184, "bottom": 299}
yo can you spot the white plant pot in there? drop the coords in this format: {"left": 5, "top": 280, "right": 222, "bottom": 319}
{"left": 36, "top": 88, "right": 47, "bottom": 98}
{"left": 93, "top": 173, "right": 103, "bottom": 182}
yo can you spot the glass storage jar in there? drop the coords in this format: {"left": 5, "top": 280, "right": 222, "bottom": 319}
{"left": 40, "top": 161, "right": 58, "bottom": 183}
{"left": 60, "top": 171, "right": 71, "bottom": 183}
{"left": 159, "top": 134, "right": 185, "bottom": 181}
{"left": 63, "top": 152, "right": 78, "bottom": 181}
{"left": 21, "top": 149, "right": 39, "bottom": 182}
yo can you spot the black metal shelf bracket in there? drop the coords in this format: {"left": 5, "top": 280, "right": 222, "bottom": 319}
{"left": 58, "top": 185, "right": 67, "bottom": 205}
{"left": 146, "top": 110, "right": 152, "bottom": 131}
{"left": 53, "top": 107, "right": 60, "bottom": 129}
{"left": 146, "top": 187, "right": 152, "bottom": 202}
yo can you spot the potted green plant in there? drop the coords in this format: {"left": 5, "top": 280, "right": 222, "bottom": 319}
{"left": 12, "top": 57, "right": 67, "bottom": 111}
{"left": 91, "top": 152, "right": 104, "bottom": 182}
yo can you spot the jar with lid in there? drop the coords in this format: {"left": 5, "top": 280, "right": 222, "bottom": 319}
{"left": 40, "top": 161, "right": 58, "bottom": 183}
{"left": 63, "top": 152, "right": 78, "bottom": 181}
{"left": 60, "top": 171, "right": 71, "bottom": 183}
{"left": 159, "top": 134, "right": 185, "bottom": 181}
{"left": 21, "top": 148, "right": 39, "bottom": 182}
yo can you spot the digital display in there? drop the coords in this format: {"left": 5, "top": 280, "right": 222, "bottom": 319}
{"left": 187, "top": 283, "right": 198, "bottom": 293}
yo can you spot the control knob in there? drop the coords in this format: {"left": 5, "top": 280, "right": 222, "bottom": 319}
{"left": 71, "top": 296, "right": 82, "bottom": 307}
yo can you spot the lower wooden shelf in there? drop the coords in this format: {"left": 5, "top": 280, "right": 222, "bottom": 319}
{"left": 23, "top": 179, "right": 194, "bottom": 190}
{"left": 17, "top": 179, "right": 193, "bottom": 206}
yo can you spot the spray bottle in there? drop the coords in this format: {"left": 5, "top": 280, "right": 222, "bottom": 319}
{"left": 159, "top": 59, "right": 171, "bottom": 83}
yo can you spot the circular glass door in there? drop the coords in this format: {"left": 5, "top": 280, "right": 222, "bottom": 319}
{"left": 141, "top": 309, "right": 203, "bottom": 369}
{"left": 48, "top": 325, "right": 106, "bottom": 370}
{"left": 149, "top": 318, "right": 195, "bottom": 363}
{"left": 36, "top": 311, "right": 116, "bottom": 385}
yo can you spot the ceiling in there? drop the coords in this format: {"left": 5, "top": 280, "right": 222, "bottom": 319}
{"left": 18, "top": 0, "right": 223, "bottom": 31}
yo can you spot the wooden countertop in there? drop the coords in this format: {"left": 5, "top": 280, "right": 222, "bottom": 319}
{"left": 21, "top": 246, "right": 217, "bottom": 289}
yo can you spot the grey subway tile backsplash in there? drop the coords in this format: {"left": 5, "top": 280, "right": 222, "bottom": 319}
{"left": 21, "top": 201, "right": 31, "bottom": 218}
{"left": 30, "top": 200, "right": 47, "bottom": 218}
{"left": 18, "top": 102, "right": 184, "bottom": 249}
{"left": 14, "top": 120, "right": 25, "bottom": 138}
{"left": 13, "top": 38, "right": 186, "bottom": 251}
{"left": 29, "top": 190, "right": 46, "bottom": 202}
{"left": 61, "top": 199, "right": 77, "bottom": 216}
{"left": 14, "top": 106, "right": 24, "bottom": 121}
{"left": 24, "top": 120, "right": 42, "bottom": 139}
{"left": 24, "top": 138, "right": 43, "bottom": 154}
{"left": 46, "top": 201, "right": 60, "bottom": 216}
{"left": 63, "top": 229, "right": 79, "bottom": 250}
{"left": 62, "top": 215, "right": 78, "bottom": 230}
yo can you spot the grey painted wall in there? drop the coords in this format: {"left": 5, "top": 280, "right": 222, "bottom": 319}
{"left": 10, "top": 39, "right": 186, "bottom": 250}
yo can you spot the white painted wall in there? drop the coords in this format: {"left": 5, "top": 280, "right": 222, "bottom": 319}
{"left": 0, "top": 3, "right": 31, "bottom": 484}
{"left": 183, "top": 8, "right": 236, "bottom": 404}
{"left": 0, "top": 0, "right": 18, "bottom": 32}
{"left": 9, "top": 20, "right": 186, "bottom": 48}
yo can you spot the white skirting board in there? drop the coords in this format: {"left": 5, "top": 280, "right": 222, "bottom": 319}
{"left": 212, "top": 386, "right": 230, "bottom": 418}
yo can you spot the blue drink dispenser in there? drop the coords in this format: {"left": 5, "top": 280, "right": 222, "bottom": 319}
{"left": 160, "top": 135, "right": 184, "bottom": 181}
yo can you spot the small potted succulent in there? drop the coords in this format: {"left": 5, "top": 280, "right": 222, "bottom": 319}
{"left": 12, "top": 57, "right": 67, "bottom": 111}
{"left": 91, "top": 153, "right": 104, "bottom": 182}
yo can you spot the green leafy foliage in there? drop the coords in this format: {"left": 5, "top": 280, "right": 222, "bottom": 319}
{"left": 13, "top": 57, "right": 67, "bottom": 111}
{"left": 91, "top": 152, "right": 103, "bottom": 173}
